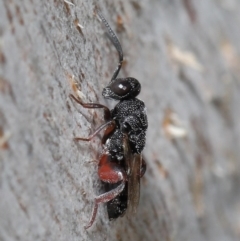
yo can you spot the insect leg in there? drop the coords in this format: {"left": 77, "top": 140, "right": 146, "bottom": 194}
{"left": 74, "top": 120, "right": 116, "bottom": 142}
{"left": 101, "top": 122, "right": 116, "bottom": 145}
{"left": 69, "top": 94, "right": 111, "bottom": 120}
{"left": 97, "top": 10, "right": 123, "bottom": 81}
{"left": 84, "top": 154, "right": 127, "bottom": 229}
{"left": 84, "top": 181, "right": 125, "bottom": 229}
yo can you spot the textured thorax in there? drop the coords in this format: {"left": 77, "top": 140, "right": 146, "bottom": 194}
{"left": 111, "top": 98, "right": 148, "bottom": 153}
{"left": 112, "top": 98, "right": 147, "bottom": 126}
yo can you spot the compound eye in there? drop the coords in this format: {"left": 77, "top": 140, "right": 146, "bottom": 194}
{"left": 110, "top": 79, "right": 131, "bottom": 96}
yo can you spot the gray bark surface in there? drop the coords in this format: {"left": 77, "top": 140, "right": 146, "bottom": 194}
{"left": 1, "top": 0, "right": 240, "bottom": 241}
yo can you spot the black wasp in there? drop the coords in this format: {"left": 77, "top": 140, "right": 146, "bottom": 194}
{"left": 70, "top": 10, "right": 148, "bottom": 229}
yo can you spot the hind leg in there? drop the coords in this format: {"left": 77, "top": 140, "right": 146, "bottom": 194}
{"left": 84, "top": 154, "right": 127, "bottom": 229}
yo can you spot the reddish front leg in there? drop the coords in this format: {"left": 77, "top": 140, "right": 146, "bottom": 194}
{"left": 84, "top": 154, "right": 127, "bottom": 229}
{"left": 70, "top": 94, "right": 111, "bottom": 120}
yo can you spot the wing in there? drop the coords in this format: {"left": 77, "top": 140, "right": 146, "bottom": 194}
{"left": 126, "top": 153, "right": 141, "bottom": 214}
{"left": 123, "top": 134, "right": 142, "bottom": 215}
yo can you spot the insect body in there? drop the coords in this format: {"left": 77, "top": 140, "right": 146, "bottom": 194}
{"left": 70, "top": 11, "right": 148, "bottom": 229}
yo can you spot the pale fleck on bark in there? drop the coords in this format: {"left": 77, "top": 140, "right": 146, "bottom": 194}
{"left": 1, "top": 0, "right": 240, "bottom": 241}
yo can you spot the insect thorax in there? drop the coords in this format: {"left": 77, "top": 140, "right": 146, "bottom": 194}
{"left": 111, "top": 98, "right": 148, "bottom": 154}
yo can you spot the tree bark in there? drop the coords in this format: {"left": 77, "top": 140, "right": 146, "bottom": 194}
{"left": 1, "top": 0, "right": 240, "bottom": 241}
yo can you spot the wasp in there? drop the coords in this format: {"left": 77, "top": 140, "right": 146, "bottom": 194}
{"left": 70, "top": 10, "right": 148, "bottom": 229}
